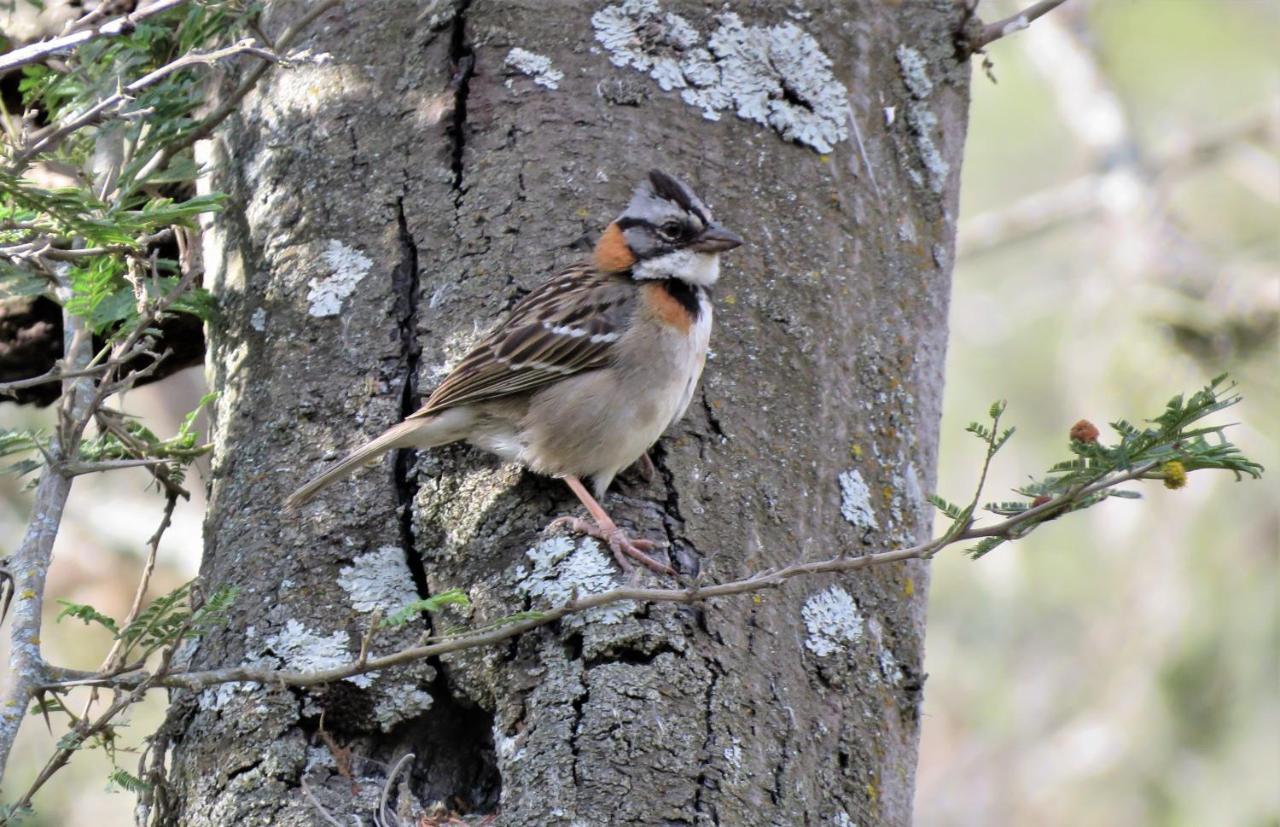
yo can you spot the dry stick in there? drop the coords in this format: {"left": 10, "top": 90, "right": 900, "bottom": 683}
{"left": 0, "top": 290, "right": 95, "bottom": 781}
{"left": 0, "top": 0, "right": 190, "bottom": 75}
{"left": 969, "top": 0, "right": 1071, "bottom": 50}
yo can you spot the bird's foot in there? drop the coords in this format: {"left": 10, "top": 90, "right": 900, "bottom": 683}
{"left": 548, "top": 516, "right": 675, "bottom": 576}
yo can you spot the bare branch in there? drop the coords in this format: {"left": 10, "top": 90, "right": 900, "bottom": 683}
{"left": 969, "top": 0, "right": 1071, "bottom": 50}
{"left": 0, "top": 0, "right": 190, "bottom": 75}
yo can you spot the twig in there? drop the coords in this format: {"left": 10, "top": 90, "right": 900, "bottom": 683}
{"left": 969, "top": 0, "right": 1071, "bottom": 50}
{"left": 356, "top": 610, "right": 382, "bottom": 669}
{"left": 0, "top": 363, "right": 113, "bottom": 395}
{"left": 11, "top": 40, "right": 278, "bottom": 170}
{"left": 102, "top": 492, "right": 180, "bottom": 673}
{"left": 377, "top": 754, "right": 415, "bottom": 827}
{"left": 0, "top": 0, "right": 191, "bottom": 75}
{"left": 4, "top": 227, "right": 176, "bottom": 263}
{"left": 301, "top": 777, "right": 347, "bottom": 827}
{"left": 61, "top": 457, "right": 176, "bottom": 475}
{"left": 137, "top": 0, "right": 344, "bottom": 180}
{"left": 42, "top": 467, "right": 1142, "bottom": 695}
{"left": 10, "top": 615, "right": 193, "bottom": 813}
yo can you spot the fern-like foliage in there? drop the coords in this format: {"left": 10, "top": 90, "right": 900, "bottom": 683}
{"left": 929, "top": 375, "right": 1263, "bottom": 559}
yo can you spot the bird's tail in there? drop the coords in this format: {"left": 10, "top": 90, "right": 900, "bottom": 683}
{"left": 285, "top": 417, "right": 441, "bottom": 509}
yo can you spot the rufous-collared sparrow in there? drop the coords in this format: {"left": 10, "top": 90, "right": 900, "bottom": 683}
{"left": 286, "top": 170, "right": 743, "bottom": 575}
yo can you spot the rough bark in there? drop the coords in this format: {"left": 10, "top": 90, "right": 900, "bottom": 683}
{"left": 162, "top": 1, "right": 969, "bottom": 824}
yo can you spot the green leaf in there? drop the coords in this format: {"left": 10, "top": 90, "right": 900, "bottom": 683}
{"left": 381, "top": 589, "right": 472, "bottom": 628}
{"left": 106, "top": 768, "right": 152, "bottom": 794}
{"left": 55, "top": 600, "right": 119, "bottom": 634}
{"left": 967, "top": 537, "right": 1006, "bottom": 560}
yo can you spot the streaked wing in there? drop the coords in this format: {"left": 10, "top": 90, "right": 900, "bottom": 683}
{"left": 411, "top": 264, "right": 633, "bottom": 417}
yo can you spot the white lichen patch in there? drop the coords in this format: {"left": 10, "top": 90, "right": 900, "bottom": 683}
{"left": 199, "top": 679, "right": 262, "bottom": 713}
{"left": 895, "top": 45, "right": 933, "bottom": 99}
{"left": 250, "top": 307, "right": 268, "bottom": 331}
{"left": 504, "top": 47, "right": 564, "bottom": 90}
{"left": 802, "top": 586, "right": 863, "bottom": 657}
{"left": 266, "top": 618, "right": 373, "bottom": 688}
{"left": 515, "top": 535, "right": 633, "bottom": 626}
{"left": 307, "top": 240, "right": 372, "bottom": 317}
{"left": 838, "top": 469, "right": 879, "bottom": 530}
{"left": 894, "top": 44, "right": 950, "bottom": 194}
{"left": 591, "top": 2, "right": 849, "bottom": 152}
{"left": 338, "top": 546, "right": 421, "bottom": 614}
{"left": 373, "top": 684, "right": 433, "bottom": 730}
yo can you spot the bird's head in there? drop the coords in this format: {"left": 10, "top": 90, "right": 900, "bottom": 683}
{"left": 594, "top": 169, "right": 743, "bottom": 285}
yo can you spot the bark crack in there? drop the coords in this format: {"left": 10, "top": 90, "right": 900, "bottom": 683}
{"left": 699, "top": 385, "right": 727, "bottom": 440}
{"left": 692, "top": 660, "right": 721, "bottom": 825}
{"left": 648, "top": 441, "right": 690, "bottom": 569}
{"left": 447, "top": 0, "right": 474, "bottom": 199}
{"left": 392, "top": 197, "right": 429, "bottom": 605}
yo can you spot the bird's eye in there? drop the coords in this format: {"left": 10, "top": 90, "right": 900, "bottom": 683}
{"left": 658, "top": 221, "right": 683, "bottom": 242}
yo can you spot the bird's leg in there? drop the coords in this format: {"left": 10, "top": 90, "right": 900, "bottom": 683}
{"left": 550, "top": 475, "right": 675, "bottom": 576}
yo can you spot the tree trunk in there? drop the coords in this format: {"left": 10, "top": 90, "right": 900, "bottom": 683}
{"left": 161, "top": 1, "right": 969, "bottom": 824}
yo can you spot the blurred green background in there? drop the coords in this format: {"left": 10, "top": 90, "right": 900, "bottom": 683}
{"left": 1, "top": 0, "right": 1277, "bottom": 824}
{"left": 918, "top": 2, "right": 1278, "bottom": 826}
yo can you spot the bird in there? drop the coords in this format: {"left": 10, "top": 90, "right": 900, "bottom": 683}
{"left": 286, "top": 170, "right": 743, "bottom": 575}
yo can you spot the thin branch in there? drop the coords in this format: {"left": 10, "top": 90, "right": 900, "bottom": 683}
{"left": 301, "top": 777, "right": 348, "bottom": 827}
{"left": 964, "top": 460, "right": 1159, "bottom": 538}
{"left": 61, "top": 457, "right": 176, "bottom": 475}
{"left": 0, "top": 0, "right": 190, "bottom": 75}
{"left": 0, "top": 363, "right": 114, "bottom": 395}
{"left": 970, "top": 0, "right": 1071, "bottom": 50}
{"left": 11, "top": 227, "right": 175, "bottom": 263}
{"left": 10, "top": 615, "right": 193, "bottom": 813}
{"left": 0, "top": 283, "right": 96, "bottom": 780}
{"left": 377, "top": 753, "right": 415, "bottom": 827}
{"left": 66, "top": 492, "right": 175, "bottom": 769}
{"left": 138, "top": 0, "right": 344, "bottom": 180}
{"left": 10, "top": 40, "right": 278, "bottom": 170}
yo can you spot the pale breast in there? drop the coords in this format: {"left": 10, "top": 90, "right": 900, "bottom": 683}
{"left": 517, "top": 286, "right": 713, "bottom": 487}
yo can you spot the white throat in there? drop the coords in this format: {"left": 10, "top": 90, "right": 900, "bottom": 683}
{"left": 632, "top": 250, "right": 721, "bottom": 287}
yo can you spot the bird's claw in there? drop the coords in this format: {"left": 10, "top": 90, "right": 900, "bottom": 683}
{"left": 548, "top": 516, "right": 675, "bottom": 576}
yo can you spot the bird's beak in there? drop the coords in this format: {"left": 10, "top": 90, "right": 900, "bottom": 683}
{"left": 690, "top": 223, "right": 744, "bottom": 253}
